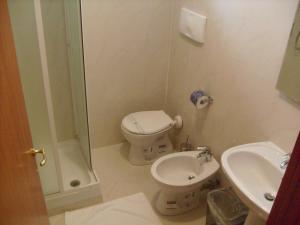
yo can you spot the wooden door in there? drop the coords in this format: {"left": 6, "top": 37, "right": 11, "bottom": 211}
{"left": 0, "top": 1, "right": 50, "bottom": 225}
{"left": 266, "top": 132, "right": 300, "bottom": 225}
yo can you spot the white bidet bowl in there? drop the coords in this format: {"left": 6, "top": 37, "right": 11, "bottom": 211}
{"left": 151, "top": 151, "right": 219, "bottom": 215}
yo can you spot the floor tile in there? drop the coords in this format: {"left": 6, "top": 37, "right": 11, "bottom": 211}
{"left": 49, "top": 143, "right": 206, "bottom": 225}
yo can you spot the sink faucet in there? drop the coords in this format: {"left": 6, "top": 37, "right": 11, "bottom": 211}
{"left": 280, "top": 153, "right": 291, "bottom": 169}
{"left": 196, "top": 146, "right": 212, "bottom": 162}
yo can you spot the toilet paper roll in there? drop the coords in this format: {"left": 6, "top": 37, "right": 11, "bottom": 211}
{"left": 190, "top": 90, "right": 210, "bottom": 109}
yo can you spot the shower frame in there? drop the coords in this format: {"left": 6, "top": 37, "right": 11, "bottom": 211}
{"left": 33, "top": 0, "right": 101, "bottom": 215}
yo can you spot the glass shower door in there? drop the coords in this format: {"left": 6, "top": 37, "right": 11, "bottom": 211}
{"left": 8, "top": 0, "right": 92, "bottom": 195}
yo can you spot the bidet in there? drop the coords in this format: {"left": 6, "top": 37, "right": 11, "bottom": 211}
{"left": 151, "top": 151, "right": 219, "bottom": 215}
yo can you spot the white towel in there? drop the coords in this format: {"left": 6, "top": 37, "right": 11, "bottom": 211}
{"left": 65, "top": 193, "right": 162, "bottom": 225}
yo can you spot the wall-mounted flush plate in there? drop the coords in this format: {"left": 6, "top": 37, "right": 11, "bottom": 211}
{"left": 179, "top": 8, "right": 207, "bottom": 43}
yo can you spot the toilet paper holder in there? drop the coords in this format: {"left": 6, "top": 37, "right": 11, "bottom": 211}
{"left": 201, "top": 95, "right": 214, "bottom": 105}
{"left": 190, "top": 90, "right": 213, "bottom": 109}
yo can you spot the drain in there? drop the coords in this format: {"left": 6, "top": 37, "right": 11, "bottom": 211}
{"left": 70, "top": 179, "right": 81, "bottom": 187}
{"left": 188, "top": 175, "right": 195, "bottom": 180}
{"left": 264, "top": 193, "right": 275, "bottom": 201}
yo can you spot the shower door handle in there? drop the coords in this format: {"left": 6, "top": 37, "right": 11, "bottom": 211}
{"left": 25, "top": 148, "right": 47, "bottom": 167}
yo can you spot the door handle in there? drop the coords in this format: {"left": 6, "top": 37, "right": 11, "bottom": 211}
{"left": 25, "top": 148, "right": 47, "bottom": 167}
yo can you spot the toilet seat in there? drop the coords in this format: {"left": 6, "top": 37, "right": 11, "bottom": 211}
{"left": 122, "top": 111, "right": 174, "bottom": 135}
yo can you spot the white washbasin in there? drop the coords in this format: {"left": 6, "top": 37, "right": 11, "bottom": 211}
{"left": 221, "top": 142, "right": 286, "bottom": 222}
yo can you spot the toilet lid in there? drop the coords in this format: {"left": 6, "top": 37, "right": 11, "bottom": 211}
{"left": 122, "top": 111, "right": 174, "bottom": 135}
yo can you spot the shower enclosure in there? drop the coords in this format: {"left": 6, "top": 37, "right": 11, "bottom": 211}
{"left": 7, "top": 0, "right": 101, "bottom": 214}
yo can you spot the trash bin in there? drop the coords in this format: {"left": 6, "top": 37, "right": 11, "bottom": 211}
{"left": 206, "top": 188, "right": 248, "bottom": 225}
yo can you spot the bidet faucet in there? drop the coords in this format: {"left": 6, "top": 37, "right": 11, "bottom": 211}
{"left": 280, "top": 153, "right": 291, "bottom": 169}
{"left": 196, "top": 146, "right": 212, "bottom": 162}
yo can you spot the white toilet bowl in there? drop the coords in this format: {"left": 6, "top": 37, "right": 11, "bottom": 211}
{"left": 121, "top": 111, "right": 182, "bottom": 165}
{"left": 151, "top": 151, "right": 219, "bottom": 215}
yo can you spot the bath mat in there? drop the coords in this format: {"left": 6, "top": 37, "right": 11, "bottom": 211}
{"left": 65, "top": 193, "right": 162, "bottom": 225}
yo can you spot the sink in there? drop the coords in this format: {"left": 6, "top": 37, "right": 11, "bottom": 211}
{"left": 221, "top": 142, "right": 286, "bottom": 224}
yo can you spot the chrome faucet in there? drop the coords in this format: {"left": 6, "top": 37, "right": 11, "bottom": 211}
{"left": 178, "top": 137, "right": 213, "bottom": 162}
{"left": 196, "top": 146, "right": 212, "bottom": 162}
{"left": 280, "top": 153, "right": 291, "bottom": 169}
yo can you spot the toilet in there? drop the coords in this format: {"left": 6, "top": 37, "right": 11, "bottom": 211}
{"left": 121, "top": 110, "right": 182, "bottom": 165}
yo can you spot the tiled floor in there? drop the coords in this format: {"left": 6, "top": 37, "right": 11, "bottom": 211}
{"left": 49, "top": 143, "right": 207, "bottom": 225}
